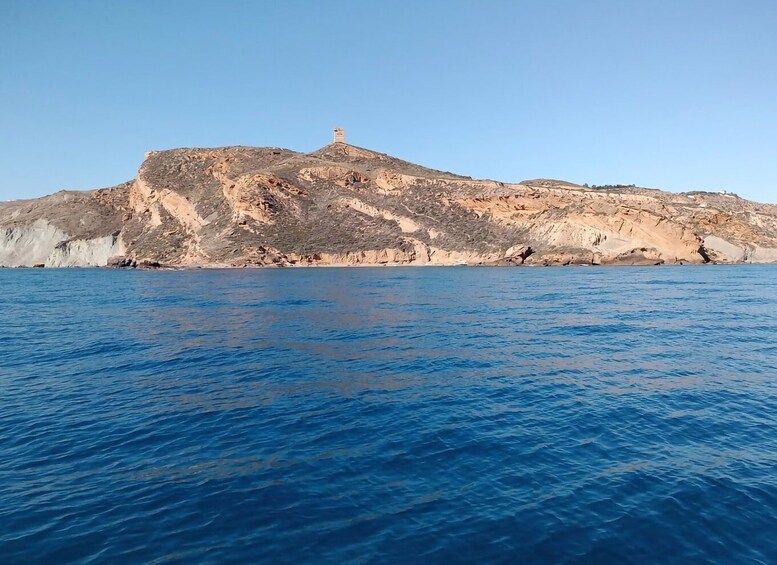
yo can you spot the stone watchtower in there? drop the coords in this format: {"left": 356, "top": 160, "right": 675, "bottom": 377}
{"left": 333, "top": 127, "right": 345, "bottom": 144}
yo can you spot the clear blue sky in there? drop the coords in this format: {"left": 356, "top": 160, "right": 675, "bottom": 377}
{"left": 1, "top": 0, "right": 776, "bottom": 202}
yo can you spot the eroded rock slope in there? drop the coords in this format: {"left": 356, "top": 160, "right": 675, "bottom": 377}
{"left": 2, "top": 143, "right": 777, "bottom": 267}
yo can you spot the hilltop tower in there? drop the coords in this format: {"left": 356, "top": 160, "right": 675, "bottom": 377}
{"left": 333, "top": 127, "right": 345, "bottom": 144}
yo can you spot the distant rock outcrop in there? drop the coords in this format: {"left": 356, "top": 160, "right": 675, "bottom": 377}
{"left": 2, "top": 143, "right": 777, "bottom": 267}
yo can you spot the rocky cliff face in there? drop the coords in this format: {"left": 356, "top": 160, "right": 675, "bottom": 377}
{"left": 2, "top": 143, "right": 777, "bottom": 267}
{"left": 0, "top": 186, "right": 129, "bottom": 267}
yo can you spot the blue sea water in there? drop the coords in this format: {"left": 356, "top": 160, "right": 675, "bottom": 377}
{"left": 1, "top": 265, "right": 777, "bottom": 564}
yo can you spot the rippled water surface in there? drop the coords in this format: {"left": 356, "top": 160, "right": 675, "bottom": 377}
{"left": 2, "top": 266, "right": 777, "bottom": 563}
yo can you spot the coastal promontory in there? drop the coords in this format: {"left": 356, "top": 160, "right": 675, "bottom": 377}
{"left": 3, "top": 139, "right": 777, "bottom": 268}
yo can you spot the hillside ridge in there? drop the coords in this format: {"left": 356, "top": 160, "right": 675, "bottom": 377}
{"left": 2, "top": 142, "right": 777, "bottom": 268}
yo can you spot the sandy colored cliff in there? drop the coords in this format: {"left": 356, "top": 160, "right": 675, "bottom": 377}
{"left": 2, "top": 143, "right": 777, "bottom": 268}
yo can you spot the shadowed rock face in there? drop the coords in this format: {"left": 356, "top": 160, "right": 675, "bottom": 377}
{"left": 2, "top": 143, "right": 777, "bottom": 267}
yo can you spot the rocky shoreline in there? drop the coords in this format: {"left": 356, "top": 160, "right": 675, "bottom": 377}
{"left": 2, "top": 255, "right": 746, "bottom": 270}
{"left": 3, "top": 142, "right": 777, "bottom": 269}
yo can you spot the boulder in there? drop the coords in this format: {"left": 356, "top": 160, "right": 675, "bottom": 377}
{"left": 107, "top": 256, "right": 136, "bottom": 268}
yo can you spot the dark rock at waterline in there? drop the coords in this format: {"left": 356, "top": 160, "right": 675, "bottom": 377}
{"left": 107, "top": 256, "right": 136, "bottom": 269}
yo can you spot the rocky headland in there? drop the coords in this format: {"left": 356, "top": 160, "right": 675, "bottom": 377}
{"left": 2, "top": 142, "right": 777, "bottom": 268}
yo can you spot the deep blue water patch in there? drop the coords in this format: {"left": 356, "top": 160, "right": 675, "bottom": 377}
{"left": 1, "top": 265, "right": 777, "bottom": 563}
